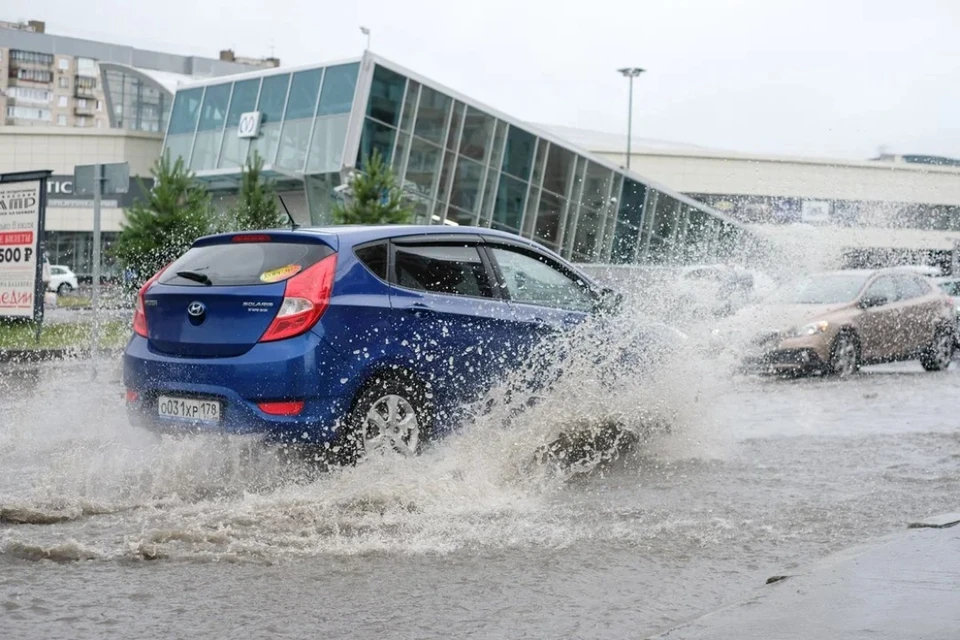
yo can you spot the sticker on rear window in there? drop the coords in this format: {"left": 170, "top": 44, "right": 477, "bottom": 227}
{"left": 260, "top": 264, "right": 302, "bottom": 283}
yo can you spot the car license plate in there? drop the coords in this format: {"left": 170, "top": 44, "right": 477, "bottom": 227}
{"left": 157, "top": 395, "right": 221, "bottom": 423}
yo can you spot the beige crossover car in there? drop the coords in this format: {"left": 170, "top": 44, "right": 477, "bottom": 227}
{"left": 738, "top": 269, "right": 956, "bottom": 376}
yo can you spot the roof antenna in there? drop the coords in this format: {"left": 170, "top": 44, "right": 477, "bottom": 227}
{"left": 277, "top": 194, "right": 300, "bottom": 230}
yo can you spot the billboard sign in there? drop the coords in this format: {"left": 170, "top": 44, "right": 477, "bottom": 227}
{"left": 0, "top": 176, "right": 46, "bottom": 319}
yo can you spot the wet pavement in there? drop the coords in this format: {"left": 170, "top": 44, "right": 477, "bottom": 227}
{"left": 654, "top": 522, "right": 960, "bottom": 639}
{"left": 1, "top": 356, "right": 958, "bottom": 639}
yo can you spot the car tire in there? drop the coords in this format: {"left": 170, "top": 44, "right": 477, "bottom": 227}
{"left": 920, "top": 327, "right": 954, "bottom": 372}
{"left": 57, "top": 282, "right": 72, "bottom": 296}
{"left": 341, "top": 375, "right": 432, "bottom": 463}
{"left": 828, "top": 331, "right": 860, "bottom": 377}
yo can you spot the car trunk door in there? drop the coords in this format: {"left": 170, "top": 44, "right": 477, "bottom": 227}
{"left": 144, "top": 283, "right": 286, "bottom": 357}
{"left": 143, "top": 234, "right": 336, "bottom": 358}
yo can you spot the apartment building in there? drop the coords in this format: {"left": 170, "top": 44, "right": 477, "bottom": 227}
{"left": 0, "top": 18, "right": 278, "bottom": 132}
{"left": 0, "top": 18, "right": 283, "bottom": 279}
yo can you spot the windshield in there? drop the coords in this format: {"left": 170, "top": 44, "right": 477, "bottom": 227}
{"left": 770, "top": 273, "right": 870, "bottom": 304}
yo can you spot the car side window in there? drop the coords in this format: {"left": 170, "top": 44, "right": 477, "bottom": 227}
{"left": 864, "top": 276, "right": 898, "bottom": 304}
{"left": 896, "top": 276, "right": 925, "bottom": 299}
{"left": 354, "top": 242, "right": 388, "bottom": 281}
{"left": 393, "top": 244, "right": 492, "bottom": 298}
{"left": 941, "top": 281, "right": 960, "bottom": 296}
{"left": 489, "top": 246, "right": 595, "bottom": 312}
{"left": 912, "top": 277, "right": 932, "bottom": 295}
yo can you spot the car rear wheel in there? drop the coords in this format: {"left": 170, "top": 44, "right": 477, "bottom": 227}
{"left": 829, "top": 332, "right": 860, "bottom": 377}
{"left": 343, "top": 376, "right": 431, "bottom": 462}
{"left": 920, "top": 328, "right": 954, "bottom": 372}
{"left": 57, "top": 282, "right": 72, "bottom": 296}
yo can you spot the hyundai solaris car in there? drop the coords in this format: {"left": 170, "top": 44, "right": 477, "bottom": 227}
{"left": 735, "top": 268, "right": 956, "bottom": 376}
{"left": 123, "top": 226, "right": 627, "bottom": 460}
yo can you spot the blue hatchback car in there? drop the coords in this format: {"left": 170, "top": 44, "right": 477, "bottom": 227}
{"left": 123, "top": 225, "right": 624, "bottom": 459}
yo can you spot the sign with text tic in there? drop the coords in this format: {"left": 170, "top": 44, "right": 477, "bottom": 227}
{"left": 0, "top": 179, "right": 42, "bottom": 318}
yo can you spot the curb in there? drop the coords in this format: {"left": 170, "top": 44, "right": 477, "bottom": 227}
{"left": 0, "top": 348, "right": 124, "bottom": 364}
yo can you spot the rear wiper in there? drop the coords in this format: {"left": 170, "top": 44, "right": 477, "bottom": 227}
{"left": 176, "top": 270, "right": 213, "bottom": 285}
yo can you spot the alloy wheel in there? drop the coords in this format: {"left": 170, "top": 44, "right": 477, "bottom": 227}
{"left": 931, "top": 332, "right": 954, "bottom": 369}
{"left": 362, "top": 394, "right": 420, "bottom": 456}
{"left": 831, "top": 334, "right": 858, "bottom": 377}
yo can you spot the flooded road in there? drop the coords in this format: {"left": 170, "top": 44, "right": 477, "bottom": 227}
{"left": 1, "top": 358, "right": 959, "bottom": 639}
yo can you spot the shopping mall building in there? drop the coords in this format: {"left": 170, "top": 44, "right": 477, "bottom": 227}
{"left": 160, "top": 52, "right": 753, "bottom": 266}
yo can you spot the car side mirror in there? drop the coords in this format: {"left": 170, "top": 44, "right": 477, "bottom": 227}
{"left": 860, "top": 295, "right": 887, "bottom": 309}
{"left": 596, "top": 287, "right": 623, "bottom": 314}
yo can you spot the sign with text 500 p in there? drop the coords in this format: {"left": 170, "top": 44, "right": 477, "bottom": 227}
{"left": 0, "top": 180, "right": 41, "bottom": 318}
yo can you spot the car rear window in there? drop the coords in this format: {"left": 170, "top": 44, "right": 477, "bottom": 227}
{"left": 158, "top": 241, "right": 335, "bottom": 287}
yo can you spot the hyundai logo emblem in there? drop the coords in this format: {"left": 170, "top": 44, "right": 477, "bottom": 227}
{"left": 187, "top": 301, "right": 206, "bottom": 317}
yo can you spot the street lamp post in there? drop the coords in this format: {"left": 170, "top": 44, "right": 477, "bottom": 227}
{"left": 617, "top": 67, "right": 645, "bottom": 170}
{"left": 360, "top": 26, "right": 371, "bottom": 50}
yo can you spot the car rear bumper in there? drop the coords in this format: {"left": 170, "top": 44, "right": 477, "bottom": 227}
{"left": 122, "top": 332, "right": 357, "bottom": 443}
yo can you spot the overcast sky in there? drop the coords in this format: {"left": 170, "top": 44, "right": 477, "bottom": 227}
{"left": 9, "top": 0, "right": 960, "bottom": 159}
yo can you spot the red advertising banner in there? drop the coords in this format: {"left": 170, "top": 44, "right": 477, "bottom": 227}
{"left": 0, "top": 231, "right": 34, "bottom": 246}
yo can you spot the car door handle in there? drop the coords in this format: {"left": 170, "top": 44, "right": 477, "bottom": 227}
{"left": 410, "top": 302, "right": 430, "bottom": 310}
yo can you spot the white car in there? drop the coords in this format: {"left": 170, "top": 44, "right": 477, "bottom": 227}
{"left": 48, "top": 265, "right": 79, "bottom": 295}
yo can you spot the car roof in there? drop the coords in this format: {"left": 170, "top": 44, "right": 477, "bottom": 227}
{"left": 813, "top": 268, "right": 936, "bottom": 277}
{"left": 293, "top": 224, "right": 540, "bottom": 246}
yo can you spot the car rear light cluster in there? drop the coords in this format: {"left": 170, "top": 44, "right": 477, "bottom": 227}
{"left": 132, "top": 264, "right": 171, "bottom": 338}
{"left": 259, "top": 254, "right": 338, "bottom": 342}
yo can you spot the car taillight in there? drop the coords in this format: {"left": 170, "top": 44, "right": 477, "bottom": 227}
{"left": 132, "top": 264, "right": 171, "bottom": 338}
{"left": 259, "top": 254, "right": 337, "bottom": 342}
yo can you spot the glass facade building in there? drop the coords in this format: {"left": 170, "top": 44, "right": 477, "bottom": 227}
{"left": 162, "top": 53, "right": 755, "bottom": 265}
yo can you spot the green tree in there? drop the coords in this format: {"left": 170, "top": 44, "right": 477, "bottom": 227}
{"left": 231, "top": 150, "right": 289, "bottom": 231}
{"left": 332, "top": 149, "right": 414, "bottom": 225}
{"left": 113, "top": 153, "right": 213, "bottom": 281}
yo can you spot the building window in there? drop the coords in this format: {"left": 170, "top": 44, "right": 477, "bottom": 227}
{"left": 14, "top": 68, "right": 54, "bottom": 83}
{"left": 7, "top": 87, "right": 52, "bottom": 104}
{"left": 224, "top": 78, "right": 260, "bottom": 128}
{"left": 195, "top": 83, "right": 231, "bottom": 131}
{"left": 283, "top": 68, "right": 322, "bottom": 120}
{"left": 316, "top": 63, "right": 360, "bottom": 116}
{"left": 166, "top": 87, "right": 204, "bottom": 134}
{"left": 77, "top": 98, "right": 88, "bottom": 109}
{"left": 96, "top": 118, "right": 102, "bottom": 128}
{"left": 77, "top": 57, "right": 97, "bottom": 77}
{"left": 96, "top": 100, "right": 102, "bottom": 111}
{"left": 367, "top": 65, "right": 406, "bottom": 127}
{"left": 6, "top": 106, "right": 52, "bottom": 121}
{"left": 255, "top": 73, "right": 290, "bottom": 124}
{"left": 413, "top": 86, "right": 452, "bottom": 145}
{"left": 501, "top": 126, "right": 536, "bottom": 180}
{"left": 76, "top": 116, "right": 89, "bottom": 127}
{"left": 11, "top": 50, "right": 54, "bottom": 65}
{"left": 59, "top": 77, "right": 69, "bottom": 89}
{"left": 58, "top": 95, "right": 67, "bottom": 107}
{"left": 57, "top": 114, "right": 67, "bottom": 126}
{"left": 58, "top": 58, "right": 69, "bottom": 70}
